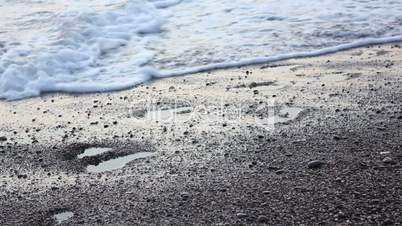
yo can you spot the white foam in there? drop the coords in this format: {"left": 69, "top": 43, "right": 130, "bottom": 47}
{"left": 1, "top": 0, "right": 402, "bottom": 100}
{"left": 155, "top": 35, "right": 402, "bottom": 78}
{"left": 0, "top": 0, "right": 179, "bottom": 100}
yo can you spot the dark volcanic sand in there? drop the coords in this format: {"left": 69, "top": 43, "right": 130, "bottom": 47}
{"left": 0, "top": 44, "right": 402, "bottom": 225}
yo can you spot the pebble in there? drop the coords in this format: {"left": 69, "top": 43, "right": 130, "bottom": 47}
{"left": 257, "top": 215, "right": 269, "bottom": 223}
{"left": 275, "top": 169, "right": 285, "bottom": 175}
{"left": 17, "top": 174, "right": 27, "bottom": 179}
{"left": 382, "top": 157, "right": 395, "bottom": 164}
{"left": 0, "top": 136, "right": 7, "bottom": 142}
{"left": 215, "top": 186, "right": 226, "bottom": 192}
{"left": 307, "top": 160, "right": 325, "bottom": 169}
{"left": 236, "top": 213, "right": 248, "bottom": 219}
{"left": 181, "top": 192, "right": 190, "bottom": 200}
{"left": 268, "top": 165, "right": 281, "bottom": 170}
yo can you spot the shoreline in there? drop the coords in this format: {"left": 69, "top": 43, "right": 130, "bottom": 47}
{"left": 156, "top": 34, "right": 402, "bottom": 78}
{"left": 3, "top": 35, "right": 402, "bottom": 101}
{"left": 1, "top": 43, "right": 402, "bottom": 225}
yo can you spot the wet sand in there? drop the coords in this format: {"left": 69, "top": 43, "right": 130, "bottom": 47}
{"left": 0, "top": 43, "right": 402, "bottom": 225}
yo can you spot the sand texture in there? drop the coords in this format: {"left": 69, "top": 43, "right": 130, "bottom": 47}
{"left": 0, "top": 44, "right": 402, "bottom": 225}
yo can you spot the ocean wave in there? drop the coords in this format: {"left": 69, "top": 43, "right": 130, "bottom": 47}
{"left": 0, "top": 0, "right": 178, "bottom": 100}
{"left": 1, "top": 0, "right": 402, "bottom": 100}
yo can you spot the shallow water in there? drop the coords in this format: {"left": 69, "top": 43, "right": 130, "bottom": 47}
{"left": 87, "top": 152, "right": 156, "bottom": 173}
{"left": 1, "top": 0, "right": 402, "bottom": 100}
{"left": 77, "top": 147, "right": 113, "bottom": 159}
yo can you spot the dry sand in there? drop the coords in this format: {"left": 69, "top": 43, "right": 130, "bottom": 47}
{"left": 0, "top": 43, "right": 402, "bottom": 225}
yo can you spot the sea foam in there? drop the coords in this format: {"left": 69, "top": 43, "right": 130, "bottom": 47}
{"left": 155, "top": 35, "right": 402, "bottom": 78}
{"left": 0, "top": 0, "right": 179, "bottom": 100}
{"left": 1, "top": 0, "right": 402, "bottom": 100}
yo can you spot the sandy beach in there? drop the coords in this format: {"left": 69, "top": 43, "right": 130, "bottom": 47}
{"left": 1, "top": 43, "right": 402, "bottom": 225}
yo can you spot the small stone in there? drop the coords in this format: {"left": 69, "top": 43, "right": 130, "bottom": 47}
{"left": 307, "top": 160, "right": 325, "bottom": 169}
{"left": 383, "top": 218, "right": 394, "bottom": 225}
{"left": 181, "top": 192, "right": 190, "bottom": 200}
{"left": 335, "top": 177, "right": 342, "bottom": 182}
{"left": 275, "top": 169, "right": 285, "bottom": 175}
{"left": 236, "top": 213, "right": 248, "bottom": 219}
{"left": 253, "top": 90, "right": 259, "bottom": 95}
{"left": 218, "top": 188, "right": 227, "bottom": 192}
{"left": 17, "top": 174, "right": 27, "bottom": 179}
{"left": 257, "top": 215, "right": 269, "bottom": 223}
{"left": 268, "top": 165, "right": 281, "bottom": 170}
{"left": 382, "top": 157, "right": 395, "bottom": 164}
{"left": 0, "top": 136, "right": 7, "bottom": 142}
